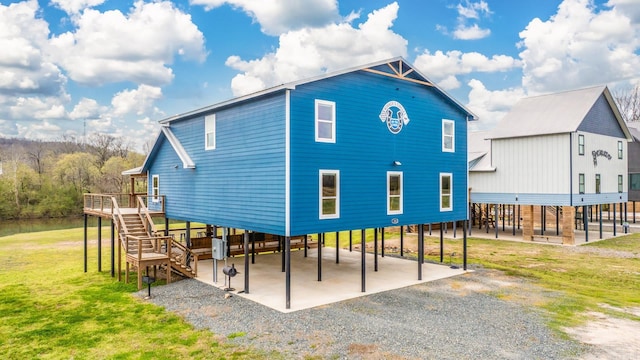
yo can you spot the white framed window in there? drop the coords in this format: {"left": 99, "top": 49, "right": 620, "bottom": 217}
{"left": 618, "top": 175, "right": 623, "bottom": 193}
{"left": 440, "top": 173, "right": 452, "bottom": 211}
{"left": 442, "top": 119, "right": 455, "bottom": 152}
{"left": 387, "top": 171, "right": 403, "bottom": 215}
{"left": 578, "top": 135, "right": 584, "bottom": 155}
{"left": 579, "top": 173, "right": 585, "bottom": 194}
{"left": 618, "top": 141, "right": 623, "bottom": 159}
{"left": 315, "top": 100, "right": 336, "bottom": 143}
{"left": 319, "top": 170, "right": 339, "bottom": 219}
{"left": 152, "top": 175, "right": 160, "bottom": 202}
{"left": 595, "top": 174, "right": 601, "bottom": 194}
{"left": 205, "top": 114, "right": 216, "bottom": 150}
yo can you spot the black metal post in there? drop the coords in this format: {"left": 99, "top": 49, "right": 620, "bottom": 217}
{"left": 251, "top": 232, "right": 255, "bottom": 264}
{"left": 349, "top": 230, "right": 352, "bottom": 252}
{"left": 556, "top": 206, "right": 560, "bottom": 236}
{"left": 512, "top": 205, "right": 516, "bottom": 236}
{"left": 374, "top": 228, "right": 378, "bottom": 272}
{"left": 285, "top": 236, "right": 290, "bottom": 309}
{"left": 318, "top": 233, "right": 322, "bottom": 281}
{"left": 335, "top": 231, "right": 339, "bottom": 264}
{"left": 502, "top": 204, "right": 505, "bottom": 231}
{"left": 495, "top": 205, "right": 499, "bottom": 238}
{"left": 463, "top": 220, "right": 467, "bottom": 271}
{"left": 599, "top": 204, "right": 603, "bottom": 239}
{"left": 400, "top": 226, "right": 404, "bottom": 257}
{"left": 518, "top": 205, "right": 521, "bottom": 229}
{"left": 583, "top": 205, "right": 588, "bottom": 243}
{"left": 244, "top": 231, "right": 250, "bottom": 294}
{"left": 164, "top": 217, "right": 169, "bottom": 236}
{"left": 486, "top": 204, "right": 490, "bottom": 233}
{"left": 613, "top": 204, "right": 617, "bottom": 236}
{"left": 381, "top": 228, "right": 385, "bottom": 257}
{"left": 83, "top": 214, "right": 87, "bottom": 272}
{"left": 453, "top": 221, "right": 457, "bottom": 238}
{"left": 439, "top": 223, "right": 444, "bottom": 263}
{"left": 303, "top": 234, "right": 308, "bottom": 258}
{"left": 418, "top": 224, "right": 424, "bottom": 280}
{"left": 98, "top": 216, "right": 102, "bottom": 272}
{"left": 634, "top": 201, "right": 636, "bottom": 223}
{"left": 281, "top": 236, "right": 285, "bottom": 272}
{"left": 541, "top": 206, "right": 544, "bottom": 236}
{"left": 429, "top": 223, "right": 432, "bottom": 236}
{"left": 110, "top": 220, "right": 115, "bottom": 277}
{"left": 361, "top": 229, "right": 366, "bottom": 292}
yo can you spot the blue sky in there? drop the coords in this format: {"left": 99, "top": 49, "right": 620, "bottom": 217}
{"left": 1, "top": 0, "right": 639, "bottom": 151}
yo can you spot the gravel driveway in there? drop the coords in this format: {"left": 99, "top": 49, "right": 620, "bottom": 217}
{"left": 140, "top": 267, "right": 591, "bottom": 359}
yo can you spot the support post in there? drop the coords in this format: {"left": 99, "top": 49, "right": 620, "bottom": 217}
{"left": 84, "top": 214, "right": 88, "bottom": 273}
{"left": 281, "top": 236, "right": 285, "bottom": 272}
{"left": 335, "top": 231, "right": 339, "bottom": 264}
{"left": 381, "top": 228, "right": 385, "bottom": 257}
{"left": 453, "top": 221, "right": 457, "bottom": 239}
{"left": 400, "top": 226, "right": 404, "bottom": 257}
{"left": 495, "top": 204, "right": 499, "bottom": 238}
{"left": 634, "top": 201, "right": 636, "bottom": 224}
{"left": 613, "top": 204, "right": 617, "bottom": 236}
{"left": 98, "top": 216, "right": 102, "bottom": 272}
{"left": 512, "top": 205, "right": 516, "bottom": 236}
{"left": 463, "top": 220, "right": 467, "bottom": 271}
{"left": 285, "top": 236, "right": 290, "bottom": 309}
{"left": 349, "top": 230, "right": 352, "bottom": 252}
{"left": 251, "top": 232, "right": 255, "bottom": 264}
{"left": 303, "top": 234, "right": 308, "bottom": 258}
{"left": 164, "top": 217, "right": 169, "bottom": 236}
{"left": 556, "top": 206, "right": 560, "bottom": 236}
{"left": 110, "top": 220, "right": 115, "bottom": 277}
{"left": 439, "top": 223, "right": 444, "bottom": 263}
{"left": 541, "top": 206, "right": 545, "bottom": 236}
{"left": 583, "top": 205, "right": 589, "bottom": 243}
{"left": 361, "top": 229, "right": 366, "bottom": 292}
{"left": 418, "top": 224, "right": 424, "bottom": 280}
{"left": 317, "top": 233, "right": 322, "bottom": 281}
{"left": 244, "top": 231, "right": 250, "bottom": 294}
{"left": 374, "top": 228, "right": 378, "bottom": 272}
{"left": 599, "top": 204, "right": 603, "bottom": 239}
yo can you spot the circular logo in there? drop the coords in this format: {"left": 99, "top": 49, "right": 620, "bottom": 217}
{"left": 379, "top": 101, "right": 410, "bottom": 134}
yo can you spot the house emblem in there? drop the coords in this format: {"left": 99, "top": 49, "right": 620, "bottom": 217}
{"left": 379, "top": 101, "right": 410, "bottom": 134}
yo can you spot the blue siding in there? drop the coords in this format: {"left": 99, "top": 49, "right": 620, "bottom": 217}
{"left": 578, "top": 94, "right": 625, "bottom": 138}
{"left": 289, "top": 71, "right": 469, "bottom": 235}
{"left": 147, "top": 92, "right": 287, "bottom": 234}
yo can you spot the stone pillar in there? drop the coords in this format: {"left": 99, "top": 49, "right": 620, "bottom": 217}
{"left": 562, "top": 206, "right": 575, "bottom": 245}
{"left": 522, "top": 205, "right": 534, "bottom": 241}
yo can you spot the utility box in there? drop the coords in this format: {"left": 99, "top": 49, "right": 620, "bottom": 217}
{"left": 212, "top": 237, "right": 226, "bottom": 260}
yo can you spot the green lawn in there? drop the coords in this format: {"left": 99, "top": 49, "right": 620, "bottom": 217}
{"left": 0, "top": 227, "right": 275, "bottom": 360}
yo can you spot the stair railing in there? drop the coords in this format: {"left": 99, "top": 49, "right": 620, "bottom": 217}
{"left": 171, "top": 240, "right": 198, "bottom": 277}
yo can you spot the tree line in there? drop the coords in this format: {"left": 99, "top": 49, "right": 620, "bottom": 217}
{"left": 0, "top": 134, "right": 145, "bottom": 220}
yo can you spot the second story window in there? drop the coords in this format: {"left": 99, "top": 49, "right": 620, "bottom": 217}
{"left": 579, "top": 173, "right": 585, "bottom": 194}
{"left": 442, "top": 119, "right": 455, "bottom": 152}
{"left": 205, "top": 114, "right": 216, "bottom": 150}
{"left": 152, "top": 175, "right": 160, "bottom": 202}
{"left": 315, "top": 100, "right": 335, "bottom": 143}
{"left": 595, "top": 174, "right": 601, "bottom": 194}
{"left": 619, "top": 175, "right": 623, "bottom": 193}
{"left": 618, "top": 141, "right": 623, "bottom": 159}
{"left": 578, "top": 134, "right": 584, "bottom": 155}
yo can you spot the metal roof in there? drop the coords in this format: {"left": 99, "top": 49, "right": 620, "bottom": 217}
{"left": 467, "top": 130, "right": 495, "bottom": 172}
{"left": 488, "top": 85, "right": 630, "bottom": 140}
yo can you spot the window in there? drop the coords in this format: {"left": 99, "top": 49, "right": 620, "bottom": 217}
{"left": 442, "top": 119, "right": 455, "bottom": 152}
{"left": 578, "top": 173, "right": 585, "bottom": 194}
{"left": 618, "top": 141, "right": 623, "bottom": 159}
{"left": 595, "top": 174, "right": 601, "bottom": 194}
{"left": 387, "top": 171, "right": 403, "bottom": 214}
{"left": 315, "top": 100, "right": 335, "bottom": 143}
{"left": 319, "top": 170, "right": 339, "bottom": 219}
{"left": 152, "top": 175, "right": 159, "bottom": 202}
{"left": 205, "top": 114, "right": 216, "bottom": 150}
{"left": 618, "top": 175, "right": 623, "bottom": 193}
{"left": 440, "top": 173, "right": 452, "bottom": 211}
{"left": 630, "top": 173, "right": 640, "bottom": 190}
{"left": 578, "top": 134, "right": 584, "bottom": 155}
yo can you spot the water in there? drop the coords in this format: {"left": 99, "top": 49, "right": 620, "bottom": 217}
{"left": 0, "top": 217, "right": 100, "bottom": 237}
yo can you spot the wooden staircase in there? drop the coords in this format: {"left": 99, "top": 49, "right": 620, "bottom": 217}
{"left": 114, "top": 197, "right": 198, "bottom": 289}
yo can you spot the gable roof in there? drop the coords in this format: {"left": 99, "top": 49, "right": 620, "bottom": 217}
{"left": 141, "top": 126, "right": 195, "bottom": 172}
{"left": 468, "top": 130, "right": 495, "bottom": 172}
{"left": 159, "top": 57, "right": 477, "bottom": 124}
{"left": 489, "top": 85, "right": 632, "bottom": 141}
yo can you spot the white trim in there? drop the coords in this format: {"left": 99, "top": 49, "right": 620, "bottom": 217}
{"left": 160, "top": 126, "right": 196, "bottom": 169}
{"left": 440, "top": 173, "right": 452, "bottom": 211}
{"left": 315, "top": 99, "right": 336, "bottom": 143}
{"left": 151, "top": 174, "right": 160, "bottom": 202}
{"left": 442, "top": 119, "right": 455, "bottom": 152}
{"left": 205, "top": 114, "right": 216, "bottom": 150}
{"left": 285, "top": 90, "right": 291, "bottom": 236}
{"left": 387, "top": 171, "right": 403, "bottom": 215}
{"left": 319, "top": 170, "right": 340, "bottom": 219}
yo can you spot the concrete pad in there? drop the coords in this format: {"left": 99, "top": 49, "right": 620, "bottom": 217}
{"left": 195, "top": 247, "right": 467, "bottom": 313}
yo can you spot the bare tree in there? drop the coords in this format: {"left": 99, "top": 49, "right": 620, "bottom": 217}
{"left": 614, "top": 84, "right": 640, "bottom": 122}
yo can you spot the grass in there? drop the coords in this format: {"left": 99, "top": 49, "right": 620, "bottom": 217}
{"left": 0, "top": 228, "right": 276, "bottom": 360}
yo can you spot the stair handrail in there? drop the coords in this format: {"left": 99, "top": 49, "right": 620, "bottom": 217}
{"left": 171, "top": 240, "right": 198, "bottom": 277}
{"left": 136, "top": 195, "right": 160, "bottom": 238}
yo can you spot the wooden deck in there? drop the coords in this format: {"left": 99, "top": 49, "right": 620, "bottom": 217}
{"left": 83, "top": 193, "right": 165, "bottom": 218}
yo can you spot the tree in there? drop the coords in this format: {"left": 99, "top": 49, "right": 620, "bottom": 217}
{"left": 87, "top": 133, "right": 131, "bottom": 170}
{"left": 614, "top": 84, "right": 640, "bottom": 122}
{"left": 54, "top": 153, "right": 100, "bottom": 194}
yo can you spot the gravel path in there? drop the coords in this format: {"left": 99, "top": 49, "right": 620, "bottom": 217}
{"left": 139, "top": 268, "right": 591, "bottom": 359}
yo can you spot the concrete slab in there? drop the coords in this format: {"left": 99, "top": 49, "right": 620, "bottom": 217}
{"left": 195, "top": 247, "right": 467, "bottom": 313}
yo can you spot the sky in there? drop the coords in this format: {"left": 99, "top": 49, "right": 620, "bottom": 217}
{"left": 1, "top": 0, "right": 639, "bottom": 152}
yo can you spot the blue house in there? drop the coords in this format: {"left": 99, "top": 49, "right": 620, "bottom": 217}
{"left": 141, "top": 57, "right": 475, "bottom": 307}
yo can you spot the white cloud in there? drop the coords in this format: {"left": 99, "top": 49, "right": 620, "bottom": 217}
{"left": 438, "top": 0, "right": 492, "bottom": 40}
{"left": 191, "top": 0, "right": 340, "bottom": 35}
{"left": 49, "top": 0, "right": 207, "bottom": 86}
{"left": 453, "top": 24, "right": 491, "bottom": 40}
{"left": 466, "top": 79, "right": 526, "bottom": 129}
{"left": 414, "top": 50, "right": 521, "bottom": 90}
{"left": 518, "top": 0, "right": 640, "bottom": 93}
{"left": 225, "top": 2, "right": 407, "bottom": 96}
{"left": 111, "top": 85, "right": 162, "bottom": 117}
{"left": 50, "top": 0, "right": 105, "bottom": 15}
{"left": 69, "top": 98, "right": 104, "bottom": 120}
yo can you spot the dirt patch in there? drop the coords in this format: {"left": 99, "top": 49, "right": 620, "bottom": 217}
{"left": 565, "top": 312, "right": 640, "bottom": 359}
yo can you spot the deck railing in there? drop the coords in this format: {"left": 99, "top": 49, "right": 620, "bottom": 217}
{"left": 83, "top": 193, "right": 165, "bottom": 213}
